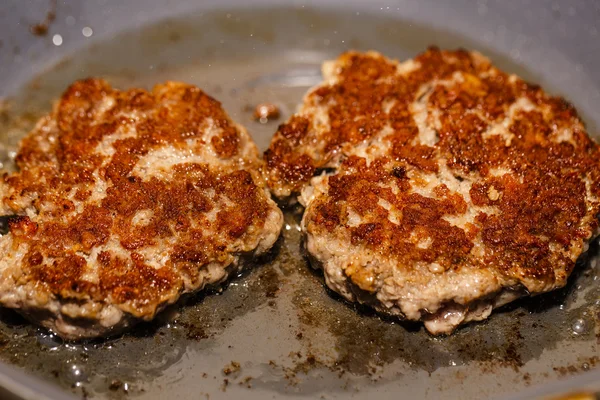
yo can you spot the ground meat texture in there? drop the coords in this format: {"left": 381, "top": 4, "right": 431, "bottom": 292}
{"left": 267, "top": 48, "right": 600, "bottom": 334}
{"left": 0, "top": 79, "right": 283, "bottom": 339}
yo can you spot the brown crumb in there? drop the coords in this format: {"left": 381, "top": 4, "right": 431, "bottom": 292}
{"left": 186, "top": 327, "right": 209, "bottom": 341}
{"left": 108, "top": 379, "right": 123, "bottom": 391}
{"left": 30, "top": 24, "right": 49, "bottom": 36}
{"left": 222, "top": 361, "right": 241, "bottom": 375}
{"left": 552, "top": 356, "right": 600, "bottom": 378}
{"left": 30, "top": 0, "right": 57, "bottom": 36}
{"left": 253, "top": 103, "right": 280, "bottom": 122}
{"left": 238, "top": 376, "right": 253, "bottom": 388}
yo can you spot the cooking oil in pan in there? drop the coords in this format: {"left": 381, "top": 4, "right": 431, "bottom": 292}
{"left": 0, "top": 7, "right": 599, "bottom": 400}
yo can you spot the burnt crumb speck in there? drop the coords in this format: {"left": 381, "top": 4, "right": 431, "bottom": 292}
{"left": 222, "top": 361, "right": 240, "bottom": 376}
{"left": 30, "top": 0, "right": 57, "bottom": 36}
{"left": 108, "top": 379, "right": 123, "bottom": 391}
{"left": 30, "top": 23, "right": 49, "bottom": 36}
{"left": 238, "top": 376, "right": 253, "bottom": 388}
{"left": 296, "top": 332, "right": 303, "bottom": 339}
{"left": 553, "top": 356, "right": 599, "bottom": 377}
{"left": 221, "top": 378, "right": 229, "bottom": 392}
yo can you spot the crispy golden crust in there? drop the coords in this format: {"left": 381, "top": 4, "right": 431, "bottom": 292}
{"left": 268, "top": 48, "right": 600, "bottom": 333}
{"left": 0, "top": 79, "right": 282, "bottom": 338}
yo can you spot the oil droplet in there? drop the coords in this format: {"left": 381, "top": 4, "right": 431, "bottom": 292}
{"left": 52, "top": 34, "right": 63, "bottom": 46}
{"left": 571, "top": 319, "right": 587, "bottom": 335}
{"left": 82, "top": 27, "right": 93, "bottom": 37}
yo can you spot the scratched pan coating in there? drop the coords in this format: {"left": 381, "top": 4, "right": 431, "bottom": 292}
{"left": 0, "top": 2, "right": 599, "bottom": 400}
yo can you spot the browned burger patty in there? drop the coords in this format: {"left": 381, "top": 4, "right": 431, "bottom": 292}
{"left": 264, "top": 48, "right": 600, "bottom": 334}
{"left": 0, "top": 79, "right": 283, "bottom": 340}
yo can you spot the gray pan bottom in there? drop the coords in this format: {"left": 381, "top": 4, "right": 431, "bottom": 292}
{"left": 0, "top": 2, "right": 599, "bottom": 399}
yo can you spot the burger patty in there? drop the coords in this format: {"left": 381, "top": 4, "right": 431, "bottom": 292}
{"left": 0, "top": 79, "right": 283, "bottom": 340}
{"left": 265, "top": 48, "right": 600, "bottom": 334}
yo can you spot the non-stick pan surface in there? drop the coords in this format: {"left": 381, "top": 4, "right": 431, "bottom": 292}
{"left": 0, "top": 1, "right": 599, "bottom": 399}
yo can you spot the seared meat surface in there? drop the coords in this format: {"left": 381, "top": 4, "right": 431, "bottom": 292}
{"left": 265, "top": 49, "right": 600, "bottom": 334}
{"left": 0, "top": 79, "right": 283, "bottom": 339}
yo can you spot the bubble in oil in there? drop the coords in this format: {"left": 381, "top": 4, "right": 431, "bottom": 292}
{"left": 62, "top": 362, "right": 88, "bottom": 385}
{"left": 52, "top": 34, "right": 63, "bottom": 46}
{"left": 36, "top": 330, "right": 62, "bottom": 350}
{"left": 571, "top": 319, "right": 587, "bottom": 335}
{"left": 82, "top": 27, "right": 93, "bottom": 38}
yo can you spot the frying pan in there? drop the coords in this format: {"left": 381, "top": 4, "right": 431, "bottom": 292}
{"left": 0, "top": 1, "right": 599, "bottom": 399}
